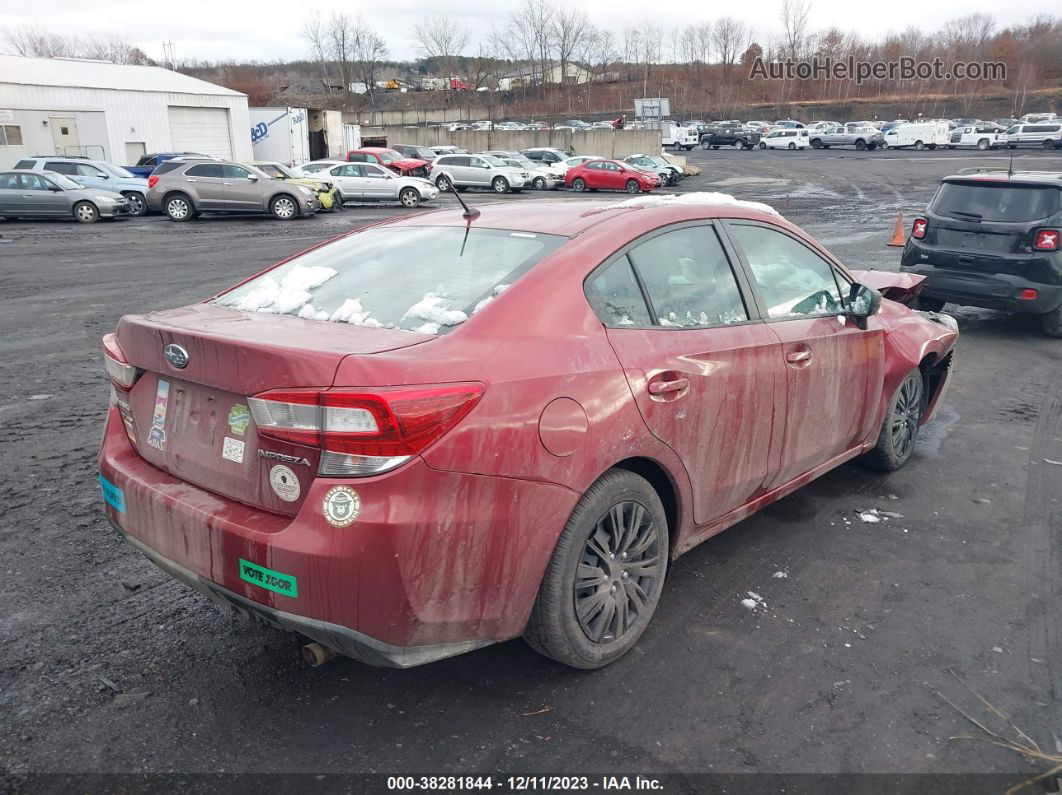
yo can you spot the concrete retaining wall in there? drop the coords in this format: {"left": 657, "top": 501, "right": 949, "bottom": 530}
{"left": 360, "top": 126, "right": 663, "bottom": 158}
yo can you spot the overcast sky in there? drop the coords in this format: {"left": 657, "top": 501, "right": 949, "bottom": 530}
{"left": 0, "top": 0, "right": 1056, "bottom": 63}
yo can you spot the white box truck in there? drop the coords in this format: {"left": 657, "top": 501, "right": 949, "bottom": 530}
{"left": 882, "top": 121, "right": 950, "bottom": 150}
{"left": 249, "top": 107, "right": 311, "bottom": 165}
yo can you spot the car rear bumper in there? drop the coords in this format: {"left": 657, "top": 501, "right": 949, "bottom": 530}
{"left": 900, "top": 261, "right": 1062, "bottom": 314}
{"left": 98, "top": 409, "right": 576, "bottom": 666}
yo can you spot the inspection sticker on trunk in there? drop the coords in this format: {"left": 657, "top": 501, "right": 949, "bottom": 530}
{"left": 239, "top": 558, "right": 298, "bottom": 598}
{"left": 99, "top": 474, "right": 126, "bottom": 513}
{"left": 222, "top": 436, "right": 245, "bottom": 464}
{"left": 146, "top": 380, "right": 169, "bottom": 451}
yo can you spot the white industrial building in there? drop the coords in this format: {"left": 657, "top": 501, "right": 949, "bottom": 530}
{"left": 0, "top": 54, "right": 252, "bottom": 169}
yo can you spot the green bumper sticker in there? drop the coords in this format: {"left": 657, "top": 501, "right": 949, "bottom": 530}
{"left": 239, "top": 558, "right": 298, "bottom": 598}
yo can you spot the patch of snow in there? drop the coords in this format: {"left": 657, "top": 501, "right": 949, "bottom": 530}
{"left": 772, "top": 571, "right": 788, "bottom": 579}
{"left": 404, "top": 292, "right": 468, "bottom": 327}
{"left": 747, "top": 591, "right": 764, "bottom": 603}
{"left": 857, "top": 510, "right": 882, "bottom": 524}
{"left": 992, "top": 646, "right": 1004, "bottom": 653}
{"left": 594, "top": 191, "right": 779, "bottom": 216}
{"left": 329, "top": 298, "right": 386, "bottom": 328}
{"left": 472, "top": 284, "right": 510, "bottom": 315}
{"left": 221, "top": 264, "right": 338, "bottom": 315}
{"left": 740, "top": 598, "right": 759, "bottom": 610}
{"left": 414, "top": 322, "right": 441, "bottom": 335}
{"left": 297, "top": 304, "right": 330, "bottom": 321}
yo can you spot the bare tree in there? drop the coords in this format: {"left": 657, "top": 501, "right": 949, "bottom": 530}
{"left": 554, "top": 8, "right": 588, "bottom": 92}
{"left": 714, "top": 17, "right": 749, "bottom": 79}
{"left": 4, "top": 23, "right": 147, "bottom": 64}
{"left": 354, "top": 26, "right": 389, "bottom": 103}
{"left": 413, "top": 17, "right": 469, "bottom": 81}
{"left": 780, "top": 0, "right": 813, "bottom": 59}
{"left": 301, "top": 11, "right": 333, "bottom": 89}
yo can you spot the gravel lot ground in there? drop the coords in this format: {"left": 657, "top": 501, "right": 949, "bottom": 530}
{"left": 2, "top": 147, "right": 1061, "bottom": 786}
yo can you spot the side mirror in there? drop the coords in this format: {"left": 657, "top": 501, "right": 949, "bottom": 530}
{"left": 98, "top": 173, "right": 109, "bottom": 179}
{"left": 247, "top": 174, "right": 259, "bottom": 181}
{"left": 848, "top": 283, "right": 882, "bottom": 329}
{"left": 49, "top": 186, "right": 63, "bottom": 192}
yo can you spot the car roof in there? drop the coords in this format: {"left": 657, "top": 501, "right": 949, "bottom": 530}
{"left": 945, "top": 170, "right": 1062, "bottom": 186}
{"left": 370, "top": 197, "right": 783, "bottom": 238}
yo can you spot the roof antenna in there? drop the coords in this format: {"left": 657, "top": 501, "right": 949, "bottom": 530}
{"left": 1007, "top": 150, "right": 1014, "bottom": 178}
{"left": 450, "top": 184, "right": 480, "bottom": 220}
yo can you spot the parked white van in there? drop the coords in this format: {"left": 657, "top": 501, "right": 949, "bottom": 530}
{"left": 758, "top": 129, "right": 810, "bottom": 150}
{"left": 881, "top": 122, "right": 950, "bottom": 150}
{"left": 1005, "top": 123, "right": 1062, "bottom": 150}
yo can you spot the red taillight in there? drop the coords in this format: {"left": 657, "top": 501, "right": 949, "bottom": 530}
{"left": 912, "top": 218, "right": 928, "bottom": 239}
{"left": 148, "top": 176, "right": 158, "bottom": 189}
{"left": 1034, "top": 229, "right": 1060, "bottom": 251}
{"left": 1020, "top": 289, "right": 1039, "bottom": 300}
{"left": 249, "top": 384, "right": 484, "bottom": 476}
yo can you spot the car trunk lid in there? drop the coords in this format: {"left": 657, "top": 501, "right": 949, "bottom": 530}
{"left": 116, "top": 303, "right": 432, "bottom": 514}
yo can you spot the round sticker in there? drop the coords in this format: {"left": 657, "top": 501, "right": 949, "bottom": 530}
{"left": 322, "top": 486, "right": 361, "bottom": 528}
{"left": 269, "top": 465, "right": 301, "bottom": 502}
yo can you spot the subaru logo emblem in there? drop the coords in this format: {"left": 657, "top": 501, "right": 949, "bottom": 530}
{"left": 163, "top": 344, "right": 189, "bottom": 369}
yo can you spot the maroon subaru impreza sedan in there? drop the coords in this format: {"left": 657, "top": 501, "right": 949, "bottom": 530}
{"left": 98, "top": 195, "right": 958, "bottom": 669}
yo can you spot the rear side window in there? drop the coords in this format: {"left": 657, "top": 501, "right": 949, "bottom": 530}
{"left": 586, "top": 258, "right": 652, "bottom": 327}
{"left": 185, "top": 163, "right": 223, "bottom": 178}
{"left": 629, "top": 226, "right": 748, "bottom": 327}
{"left": 932, "top": 182, "right": 1060, "bottom": 222}
{"left": 213, "top": 226, "right": 566, "bottom": 334}
{"left": 729, "top": 224, "right": 844, "bottom": 319}
{"left": 14, "top": 159, "right": 35, "bottom": 169}
{"left": 151, "top": 161, "right": 185, "bottom": 176}
{"left": 45, "top": 161, "right": 78, "bottom": 175}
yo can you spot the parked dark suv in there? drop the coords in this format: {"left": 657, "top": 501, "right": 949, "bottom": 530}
{"left": 900, "top": 170, "right": 1062, "bottom": 336}
{"left": 699, "top": 124, "right": 760, "bottom": 150}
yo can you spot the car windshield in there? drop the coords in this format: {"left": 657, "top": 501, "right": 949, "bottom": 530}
{"left": 212, "top": 226, "right": 567, "bottom": 334}
{"left": 932, "top": 182, "right": 1060, "bottom": 222}
{"left": 100, "top": 163, "right": 136, "bottom": 178}
{"left": 267, "top": 163, "right": 298, "bottom": 179}
{"left": 377, "top": 152, "right": 398, "bottom": 164}
{"left": 45, "top": 173, "right": 83, "bottom": 190}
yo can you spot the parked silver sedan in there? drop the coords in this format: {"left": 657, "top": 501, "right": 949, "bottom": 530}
{"left": 321, "top": 161, "right": 439, "bottom": 207}
{"left": 0, "top": 170, "right": 130, "bottom": 223}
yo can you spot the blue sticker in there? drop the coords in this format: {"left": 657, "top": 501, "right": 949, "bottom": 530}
{"left": 99, "top": 474, "right": 126, "bottom": 513}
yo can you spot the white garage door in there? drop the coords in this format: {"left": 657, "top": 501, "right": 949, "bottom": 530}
{"left": 167, "top": 106, "right": 232, "bottom": 159}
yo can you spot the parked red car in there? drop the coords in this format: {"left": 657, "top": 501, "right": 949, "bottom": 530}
{"left": 565, "top": 159, "right": 660, "bottom": 193}
{"left": 99, "top": 196, "right": 957, "bottom": 669}
{"left": 346, "top": 147, "right": 429, "bottom": 178}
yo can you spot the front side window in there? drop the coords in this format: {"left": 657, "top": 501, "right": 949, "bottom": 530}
{"left": 729, "top": 224, "right": 844, "bottom": 319}
{"left": 76, "top": 164, "right": 106, "bottom": 177}
{"left": 629, "top": 226, "right": 748, "bottom": 327}
{"left": 224, "top": 164, "right": 253, "bottom": 179}
{"left": 586, "top": 257, "right": 652, "bottom": 327}
{"left": 362, "top": 165, "right": 388, "bottom": 179}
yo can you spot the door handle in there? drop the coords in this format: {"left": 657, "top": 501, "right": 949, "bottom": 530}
{"left": 785, "top": 350, "right": 813, "bottom": 365}
{"left": 223, "top": 182, "right": 234, "bottom": 186}
{"left": 185, "top": 179, "right": 198, "bottom": 182}
{"left": 648, "top": 377, "right": 689, "bottom": 396}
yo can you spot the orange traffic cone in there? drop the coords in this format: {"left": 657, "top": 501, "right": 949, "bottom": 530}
{"left": 887, "top": 212, "right": 907, "bottom": 247}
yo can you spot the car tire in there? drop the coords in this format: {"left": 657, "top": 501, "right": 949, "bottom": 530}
{"left": 435, "top": 175, "right": 452, "bottom": 192}
{"left": 164, "top": 193, "right": 193, "bottom": 222}
{"left": 524, "top": 468, "right": 669, "bottom": 669}
{"left": 788, "top": 142, "right": 796, "bottom": 150}
{"left": 121, "top": 192, "right": 147, "bottom": 217}
{"left": 880, "top": 142, "right": 889, "bottom": 149}
{"left": 861, "top": 369, "right": 925, "bottom": 472}
{"left": 73, "top": 201, "right": 99, "bottom": 224}
{"left": 914, "top": 140, "right": 925, "bottom": 150}
{"left": 1044, "top": 140, "right": 1055, "bottom": 150}
{"left": 811, "top": 139, "right": 822, "bottom": 148}
{"left": 684, "top": 146, "right": 694, "bottom": 151}
{"left": 492, "top": 177, "right": 510, "bottom": 193}
{"left": 868, "top": 143, "right": 878, "bottom": 150}
{"left": 855, "top": 139, "right": 867, "bottom": 151}
{"left": 734, "top": 141, "right": 744, "bottom": 150}
{"left": 533, "top": 176, "right": 546, "bottom": 190}
{"left": 759, "top": 142, "right": 767, "bottom": 149}
{"left": 399, "top": 187, "right": 421, "bottom": 208}
{"left": 916, "top": 297, "right": 946, "bottom": 312}
{"left": 270, "top": 194, "right": 298, "bottom": 220}
{"left": 976, "top": 139, "right": 990, "bottom": 150}
{"left": 1042, "top": 306, "right": 1062, "bottom": 338}
{"left": 334, "top": 188, "right": 346, "bottom": 205}
{"left": 572, "top": 177, "right": 586, "bottom": 192}
{"left": 625, "top": 179, "right": 640, "bottom": 193}
{"left": 700, "top": 140, "right": 711, "bottom": 150}
{"left": 928, "top": 144, "right": 937, "bottom": 150}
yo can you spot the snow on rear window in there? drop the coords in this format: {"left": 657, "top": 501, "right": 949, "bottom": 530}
{"left": 213, "top": 226, "right": 565, "bottom": 334}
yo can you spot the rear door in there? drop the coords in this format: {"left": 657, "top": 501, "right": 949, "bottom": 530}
{"left": 723, "top": 221, "right": 882, "bottom": 488}
{"left": 182, "top": 163, "right": 226, "bottom": 209}
{"left": 591, "top": 222, "right": 786, "bottom": 526}
{"left": 328, "top": 163, "right": 363, "bottom": 198}
{"left": 582, "top": 160, "right": 606, "bottom": 188}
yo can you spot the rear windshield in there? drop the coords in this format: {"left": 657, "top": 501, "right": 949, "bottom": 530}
{"left": 213, "top": 226, "right": 566, "bottom": 334}
{"left": 932, "top": 182, "right": 1061, "bottom": 222}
